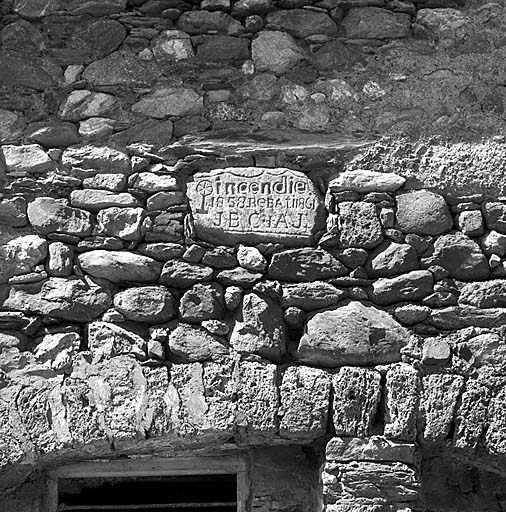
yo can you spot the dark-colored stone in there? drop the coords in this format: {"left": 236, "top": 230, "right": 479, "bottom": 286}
{"left": 269, "top": 248, "right": 348, "bottom": 282}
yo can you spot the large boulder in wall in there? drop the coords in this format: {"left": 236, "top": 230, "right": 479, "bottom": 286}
{"left": 296, "top": 301, "right": 410, "bottom": 367}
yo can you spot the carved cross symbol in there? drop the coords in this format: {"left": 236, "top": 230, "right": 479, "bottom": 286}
{"left": 195, "top": 180, "right": 213, "bottom": 213}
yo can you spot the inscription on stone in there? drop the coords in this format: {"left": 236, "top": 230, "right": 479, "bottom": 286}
{"left": 187, "top": 167, "right": 325, "bottom": 246}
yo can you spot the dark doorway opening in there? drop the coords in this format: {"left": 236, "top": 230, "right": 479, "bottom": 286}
{"left": 58, "top": 474, "right": 237, "bottom": 511}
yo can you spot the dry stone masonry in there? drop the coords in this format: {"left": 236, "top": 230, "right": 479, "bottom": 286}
{"left": 1, "top": 0, "right": 506, "bottom": 510}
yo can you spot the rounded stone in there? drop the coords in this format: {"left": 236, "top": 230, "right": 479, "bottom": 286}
{"left": 296, "top": 300, "right": 410, "bottom": 367}
{"left": 113, "top": 286, "right": 176, "bottom": 323}
{"left": 396, "top": 190, "right": 453, "bottom": 236}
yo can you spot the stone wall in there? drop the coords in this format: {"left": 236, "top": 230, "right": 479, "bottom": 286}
{"left": 2, "top": 0, "right": 506, "bottom": 510}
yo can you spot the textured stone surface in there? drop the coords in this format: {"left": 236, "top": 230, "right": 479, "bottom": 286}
{"left": 337, "top": 201, "right": 383, "bottom": 249}
{"left": 151, "top": 30, "right": 194, "bottom": 61}
{"left": 454, "top": 376, "right": 491, "bottom": 449}
{"left": 235, "top": 360, "right": 279, "bottom": 442}
{"left": 62, "top": 145, "right": 130, "bottom": 175}
{"left": 326, "top": 436, "right": 416, "bottom": 465}
{"left": 70, "top": 190, "right": 139, "bottom": 212}
{"left": 329, "top": 170, "right": 405, "bottom": 193}
{"left": 341, "top": 7, "right": 411, "bottom": 39}
{"left": 160, "top": 260, "right": 213, "bottom": 288}
{"left": 59, "top": 90, "right": 118, "bottom": 121}
{"left": 78, "top": 250, "right": 162, "bottom": 283}
{"left": 384, "top": 363, "right": 420, "bottom": 442}
{"left": 459, "top": 280, "right": 506, "bottom": 308}
{"left": 2, "top": 144, "right": 53, "bottom": 174}
{"left": 0, "top": 234, "right": 47, "bottom": 284}
{"left": 370, "top": 270, "right": 434, "bottom": 305}
{"left": 132, "top": 86, "right": 203, "bottom": 118}
{"left": 421, "top": 373, "right": 464, "bottom": 442}
{"left": 396, "top": 190, "right": 453, "bottom": 235}
{"left": 113, "top": 286, "right": 176, "bottom": 323}
{"left": 422, "top": 232, "right": 489, "bottom": 280}
{"left": 168, "top": 323, "right": 228, "bottom": 362}
{"left": 1, "top": 277, "right": 111, "bottom": 321}
{"left": 366, "top": 242, "right": 418, "bottom": 277}
{"left": 265, "top": 10, "right": 337, "bottom": 39}
{"left": 332, "top": 367, "right": 381, "bottom": 438}
{"left": 167, "top": 359, "right": 235, "bottom": 437}
{"left": 324, "top": 461, "right": 421, "bottom": 508}
{"left": 83, "top": 50, "right": 155, "bottom": 87}
{"left": 279, "top": 366, "right": 330, "bottom": 441}
{"left": 297, "top": 301, "right": 410, "bottom": 367}
{"left": 269, "top": 248, "right": 347, "bottom": 282}
{"left": 28, "top": 197, "right": 92, "bottom": 237}
{"left": 47, "top": 242, "right": 73, "bottom": 277}
{"left": 230, "top": 292, "right": 286, "bottom": 361}
{"left": 97, "top": 207, "right": 145, "bottom": 241}
{"left": 179, "top": 283, "right": 224, "bottom": 322}
{"left": 281, "top": 281, "right": 346, "bottom": 310}
{"left": 252, "top": 31, "right": 304, "bottom": 74}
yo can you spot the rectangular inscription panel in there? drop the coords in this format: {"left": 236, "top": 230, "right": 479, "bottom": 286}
{"left": 187, "top": 167, "right": 325, "bottom": 246}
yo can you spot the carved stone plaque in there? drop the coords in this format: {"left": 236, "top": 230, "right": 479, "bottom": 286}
{"left": 187, "top": 167, "right": 325, "bottom": 246}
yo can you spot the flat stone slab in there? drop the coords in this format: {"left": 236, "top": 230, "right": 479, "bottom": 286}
{"left": 187, "top": 167, "right": 326, "bottom": 246}
{"left": 164, "top": 129, "right": 373, "bottom": 157}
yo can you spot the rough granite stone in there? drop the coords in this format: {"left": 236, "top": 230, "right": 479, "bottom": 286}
{"left": 0, "top": 234, "right": 47, "bottom": 284}
{"left": 265, "top": 9, "right": 338, "bottom": 39}
{"left": 281, "top": 281, "right": 346, "bottom": 311}
{"left": 454, "top": 377, "right": 491, "bottom": 450}
{"left": 230, "top": 292, "right": 287, "bottom": 362}
{"left": 83, "top": 49, "right": 156, "bottom": 88}
{"left": 151, "top": 30, "right": 194, "bottom": 61}
{"left": 384, "top": 363, "right": 420, "bottom": 442}
{"left": 421, "top": 373, "right": 464, "bottom": 442}
{"left": 370, "top": 270, "right": 434, "bottom": 305}
{"left": 297, "top": 301, "right": 410, "bottom": 367}
{"left": 2, "top": 144, "right": 53, "bottom": 174}
{"left": 179, "top": 283, "right": 224, "bottom": 322}
{"left": 485, "top": 386, "right": 506, "bottom": 455}
{"left": 252, "top": 31, "right": 305, "bottom": 74}
{"left": 269, "top": 248, "right": 347, "bottom": 282}
{"left": 61, "top": 145, "right": 131, "bottom": 176}
{"left": 459, "top": 280, "right": 506, "bottom": 308}
{"left": 1, "top": 277, "right": 111, "bottom": 322}
{"left": 326, "top": 436, "right": 416, "bottom": 465}
{"left": 167, "top": 359, "right": 236, "bottom": 437}
{"left": 484, "top": 202, "right": 506, "bottom": 234}
{"left": 332, "top": 367, "right": 381, "bottom": 438}
{"left": 279, "top": 366, "right": 331, "bottom": 441}
{"left": 168, "top": 323, "right": 228, "bottom": 362}
{"left": 337, "top": 201, "right": 383, "bottom": 249}
{"left": 47, "top": 242, "right": 73, "bottom": 277}
{"left": 341, "top": 7, "right": 411, "bottom": 39}
{"left": 365, "top": 242, "right": 418, "bottom": 277}
{"left": 235, "top": 360, "right": 279, "bottom": 442}
{"left": 132, "top": 86, "right": 203, "bottom": 119}
{"left": 28, "top": 197, "right": 93, "bottom": 237}
{"left": 160, "top": 260, "right": 213, "bottom": 288}
{"left": 59, "top": 90, "right": 118, "bottom": 122}
{"left": 96, "top": 207, "right": 145, "bottom": 241}
{"left": 113, "top": 286, "right": 176, "bottom": 323}
{"left": 422, "top": 232, "right": 489, "bottom": 280}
